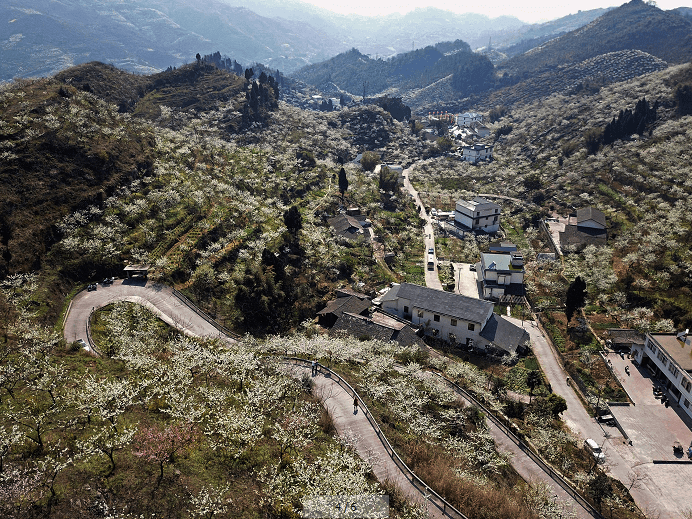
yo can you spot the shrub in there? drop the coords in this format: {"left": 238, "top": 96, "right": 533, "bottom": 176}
{"left": 360, "top": 151, "right": 379, "bottom": 172}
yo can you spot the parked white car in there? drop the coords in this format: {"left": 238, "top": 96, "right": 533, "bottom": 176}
{"left": 585, "top": 438, "right": 605, "bottom": 463}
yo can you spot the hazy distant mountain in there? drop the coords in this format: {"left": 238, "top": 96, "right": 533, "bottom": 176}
{"left": 0, "top": 0, "right": 542, "bottom": 81}
{"left": 0, "top": 0, "right": 346, "bottom": 80}
{"left": 4, "top": 0, "right": 689, "bottom": 84}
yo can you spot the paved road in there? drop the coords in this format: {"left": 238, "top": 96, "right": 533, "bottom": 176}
{"left": 507, "top": 317, "right": 675, "bottom": 518}
{"left": 452, "top": 262, "right": 480, "bottom": 299}
{"left": 402, "top": 166, "right": 443, "bottom": 291}
{"left": 605, "top": 352, "right": 692, "bottom": 518}
{"left": 63, "top": 279, "right": 234, "bottom": 347}
{"left": 66, "top": 283, "right": 446, "bottom": 516}
{"left": 283, "top": 362, "right": 446, "bottom": 519}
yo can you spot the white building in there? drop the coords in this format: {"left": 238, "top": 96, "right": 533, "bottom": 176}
{"left": 479, "top": 252, "right": 525, "bottom": 300}
{"left": 455, "top": 112, "right": 483, "bottom": 127}
{"left": 461, "top": 144, "right": 494, "bottom": 163}
{"left": 378, "top": 283, "right": 529, "bottom": 355}
{"left": 455, "top": 196, "right": 501, "bottom": 233}
{"left": 631, "top": 333, "right": 692, "bottom": 421}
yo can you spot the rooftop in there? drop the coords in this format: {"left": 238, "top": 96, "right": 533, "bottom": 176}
{"left": 577, "top": 206, "right": 606, "bottom": 228}
{"left": 456, "top": 196, "right": 500, "bottom": 212}
{"left": 394, "top": 283, "right": 494, "bottom": 324}
{"left": 607, "top": 328, "right": 645, "bottom": 346}
{"left": 479, "top": 314, "right": 530, "bottom": 355}
{"left": 330, "top": 312, "right": 424, "bottom": 348}
{"left": 481, "top": 253, "right": 524, "bottom": 272}
{"left": 650, "top": 334, "right": 692, "bottom": 372}
{"left": 317, "top": 295, "right": 371, "bottom": 318}
{"left": 328, "top": 214, "right": 365, "bottom": 240}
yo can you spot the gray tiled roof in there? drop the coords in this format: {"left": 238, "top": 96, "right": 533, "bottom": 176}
{"left": 397, "top": 283, "right": 493, "bottom": 324}
{"left": 317, "top": 296, "right": 371, "bottom": 317}
{"left": 479, "top": 314, "right": 530, "bottom": 354}
{"left": 330, "top": 312, "right": 425, "bottom": 348}
{"left": 559, "top": 225, "right": 607, "bottom": 248}
{"left": 328, "top": 215, "right": 365, "bottom": 239}
{"left": 577, "top": 207, "right": 606, "bottom": 228}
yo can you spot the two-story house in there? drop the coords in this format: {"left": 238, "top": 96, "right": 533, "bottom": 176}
{"left": 378, "top": 283, "right": 529, "bottom": 356}
{"left": 478, "top": 251, "right": 525, "bottom": 300}
{"left": 455, "top": 196, "right": 501, "bottom": 233}
{"left": 455, "top": 112, "right": 483, "bottom": 127}
{"left": 461, "top": 144, "right": 494, "bottom": 163}
{"left": 631, "top": 332, "right": 692, "bottom": 421}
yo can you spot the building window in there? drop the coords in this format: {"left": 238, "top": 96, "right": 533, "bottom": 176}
{"left": 468, "top": 323, "right": 475, "bottom": 331}
{"left": 434, "top": 314, "right": 440, "bottom": 322}
{"left": 657, "top": 351, "right": 667, "bottom": 367}
{"left": 685, "top": 399, "right": 690, "bottom": 409}
{"left": 451, "top": 319, "right": 457, "bottom": 326}
{"left": 449, "top": 333, "right": 456, "bottom": 343}
{"left": 404, "top": 305, "right": 409, "bottom": 314}
{"left": 418, "top": 310, "right": 424, "bottom": 318}
{"left": 493, "top": 216, "right": 498, "bottom": 223}
{"left": 668, "top": 363, "right": 679, "bottom": 378}
{"left": 683, "top": 379, "right": 692, "bottom": 392}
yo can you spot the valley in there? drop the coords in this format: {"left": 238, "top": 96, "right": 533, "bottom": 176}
{"left": 2, "top": 1, "right": 692, "bottom": 518}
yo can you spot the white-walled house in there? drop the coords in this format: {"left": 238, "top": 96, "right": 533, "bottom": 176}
{"left": 455, "top": 112, "right": 483, "bottom": 127}
{"left": 631, "top": 333, "right": 692, "bottom": 421}
{"left": 378, "top": 283, "right": 529, "bottom": 355}
{"left": 455, "top": 196, "right": 501, "bottom": 233}
{"left": 479, "top": 252, "right": 525, "bottom": 299}
{"left": 461, "top": 144, "right": 493, "bottom": 163}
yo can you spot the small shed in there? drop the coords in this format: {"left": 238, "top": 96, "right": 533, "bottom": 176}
{"left": 123, "top": 264, "right": 151, "bottom": 278}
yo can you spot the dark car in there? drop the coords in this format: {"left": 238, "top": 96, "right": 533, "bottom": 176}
{"left": 102, "top": 277, "right": 114, "bottom": 285}
{"left": 469, "top": 264, "right": 476, "bottom": 271}
{"left": 87, "top": 284, "right": 97, "bottom": 291}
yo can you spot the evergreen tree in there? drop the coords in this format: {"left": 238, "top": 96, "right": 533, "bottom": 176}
{"left": 283, "top": 206, "right": 302, "bottom": 236}
{"left": 565, "top": 276, "right": 587, "bottom": 323}
{"left": 526, "top": 370, "right": 541, "bottom": 404}
{"left": 338, "top": 168, "right": 348, "bottom": 200}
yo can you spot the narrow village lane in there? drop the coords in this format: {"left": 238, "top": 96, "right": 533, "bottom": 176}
{"left": 402, "top": 165, "right": 443, "bottom": 291}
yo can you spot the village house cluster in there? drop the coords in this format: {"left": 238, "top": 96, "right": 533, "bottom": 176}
{"left": 421, "top": 111, "right": 494, "bottom": 163}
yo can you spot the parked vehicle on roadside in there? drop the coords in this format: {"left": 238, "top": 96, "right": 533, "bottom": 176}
{"left": 585, "top": 438, "right": 605, "bottom": 463}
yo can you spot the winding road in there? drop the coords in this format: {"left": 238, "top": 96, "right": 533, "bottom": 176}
{"left": 64, "top": 278, "right": 597, "bottom": 517}
{"left": 63, "top": 279, "right": 235, "bottom": 349}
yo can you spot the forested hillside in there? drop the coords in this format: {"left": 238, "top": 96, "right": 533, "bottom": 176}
{"left": 0, "top": 61, "right": 278, "bottom": 282}
{"left": 291, "top": 42, "right": 495, "bottom": 99}
{"left": 497, "top": 0, "right": 692, "bottom": 79}
{"left": 411, "top": 62, "right": 692, "bottom": 330}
